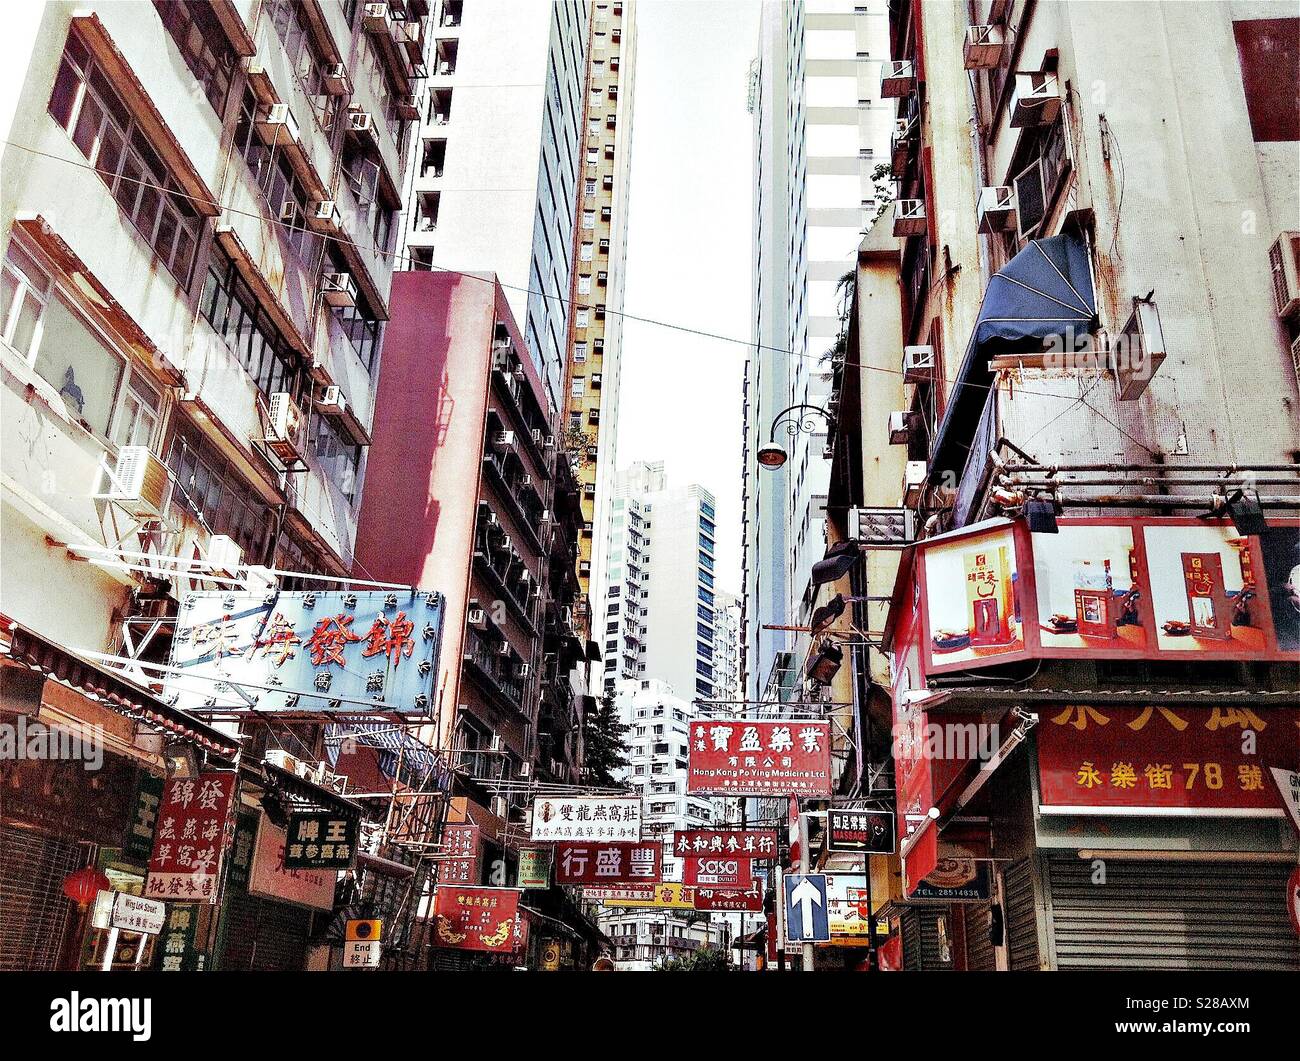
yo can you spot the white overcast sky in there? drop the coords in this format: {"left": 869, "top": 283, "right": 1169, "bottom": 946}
{"left": 615, "top": 0, "right": 759, "bottom": 595}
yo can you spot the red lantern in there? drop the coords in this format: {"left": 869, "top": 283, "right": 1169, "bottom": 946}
{"left": 62, "top": 866, "right": 109, "bottom": 908}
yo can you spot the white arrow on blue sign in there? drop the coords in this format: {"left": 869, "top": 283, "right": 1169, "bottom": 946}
{"left": 783, "top": 873, "right": 830, "bottom": 943}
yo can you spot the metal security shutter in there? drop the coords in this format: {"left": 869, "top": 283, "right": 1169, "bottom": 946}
{"left": 1002, "top": 858, "right": 1041, "bottom": 971}
{"left": 901, "top": 907, "right": 953, "bottom": 970}
{"left": 0, "top": 826, "right": 81, "bottom": 971}
{"left": 900, "top": 908, "right": 922, "bottom": 971}
{"left": 217, "top": 889, "right": 310, "bottom": 971}
{"left": 1046, "top": 856, "right": 1300, "bottom": 971}
{"left": 962, "top": 901, "right": 997, "bottom": 970}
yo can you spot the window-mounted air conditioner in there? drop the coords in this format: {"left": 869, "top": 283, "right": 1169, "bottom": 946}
{"left": 492, "top": 430, "right": 515, "bottom": 448}
{"left": 256, "top": 103, "right": 300, "bottom": 147}
{"left": 490, "top": 796, "right": 509, "bottom": 818}
{"left": 495, "top": 641, "right": 512, "bottom": 657}
{"left": 890, "top": 119, "right": 913, "bottom": 178}
{"left": 1267, "top": 231, "right": 1300, "bottom": 320}
{"left": 317, "top": 385, "right": 347, "bottom": 416}
{"left": 321, "top": 271, "right": 357, "bottom": 308}
{"left": 266, "top": 392, "right": 307, "bottom": 463}
{"left": 977, "top": 185, "right": 1018, "bottom": 234}
{"left": 1113, "top": 298, "right": 1167, "bottom": 401}
{"left": 103, "top": 446, "right": 173, "bottom": 519}
{"left": 323, "top": 63, "right": 352, "bottom": 96}
{"left": 520, "top": 474, "right": 534, "bottom": 488}
{"left": 363, "top": 2, "right": 393, "bottom": 33}
{"left": 892, "top": 199, "right": 927, "bottom": 238}
{"left": 244, "top": 55, "right": 276, "bottom": 103}
{"left": 519, "top": 663, "right": 531, "bottom": 679}
{"left": 206, "top": 534, "right": 244, "bottom": 574}
{"left": 1010, "top": 71, "right": 1061, "bottom": 128}
{"left": 347, "top": 109, "right": 376, "bottom": 136}
{"left": 902, "top": 460, "right": 928, "bottom": 508}
{"left": 902, "top": 344, "right": 935, "bottom": 383}
{"left": 307, "top": 200, "right": 342, "bottom": 235}
{"left": 438, "top": 61, "right": 453, "bottom": 75}
{"left": 964, "top": 24, "right": 1005, "bottom": 69}
{"left": 888, "top": 410, "right": 911, "bottom": 444}
{"left": 518, "top": 761, "right": 532, "bottom": 779}
{"left": 264, "top": 748, "right": 303, "bottom": 776}
{"left": 467, "top": 603, "right": 487, "bottom": 627}
{"left": 278, "top": 199, "right": 301, "bottom": 225}
{"left": 880, "top": 60, "right": 915, "bottom": 98}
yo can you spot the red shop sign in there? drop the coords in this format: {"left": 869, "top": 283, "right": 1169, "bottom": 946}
{"left": 432, "top": 886, "right": 520, "bottom": 952}
{"left": 683, "top": 856, "right": 753, "bottom": 888}
{"left": 145, "top": 773, "right": 235, "bottom": 904}
{"left": 436, "top": 824, "right": 481, "bottom": 885}
{"left": 693, "top": 884, "right": 764, "bottom": 912}
{"left": 1037, "top": 705, "right": 1299, "bottom": 814}
{"left": 673, "top": 829, "right": 779, "bottom": 859}
{"left": 687, "top": 720, "right": 832, "bottom": 797}
{"left": 554, "top": 841, "right": 662, "bottom": 885}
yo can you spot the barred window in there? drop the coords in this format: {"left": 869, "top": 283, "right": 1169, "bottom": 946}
{"left": 48, "top": 30, "right": 200, "bottom": 285}
{"left": 154, "top": 1, "right": 236, "bottom": 116}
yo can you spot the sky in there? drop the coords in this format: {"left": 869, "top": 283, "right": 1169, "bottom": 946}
{"left": 614, "top": 0, "right": 760, "bottom": 595}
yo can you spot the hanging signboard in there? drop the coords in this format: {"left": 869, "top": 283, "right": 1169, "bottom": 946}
{"left": 827, "top": 808, "right": 896, "bottom": 853}
{"left": 686, "top": 720, "right": 832, "bottom": 796}
{"left": 248, "top": 818, "right": 338, "bottom": 911}
{"left": 343, "top": 919, "right": 383, "bottom": 968}
{"left": 673, "top": 829, "right": 778, "bottom": 859}
{"left": 432, "top": 886, "right": 520, "bottom": 952}
{"left": 530, "top": 796, "right": 642, "bottom": 841}
{"left": 591, "top": 882, "right": 698, "bottom": 908}
{"left": 824, "top": 874, "right": 875, "bottom": 941}
{"left": 122, "top": 772, "right": 165, "bottom": 864}
{"left": 694, "top": 883, "right": 765, "bottom": 912}
{"left": 1036, "top": 705, "right": 1298, "bottom": 816}
{"left": 908, "top": 862, "right": 991, "bottom": 903}
{"left": 155, "top": 904, "right": 205, "bottom": 972}
{"left": 436, "top": 824, "right": 481, "bottom": 884}
{"left": 683, "top": 856, "right": 753, "bottom": 888}
{"left": 553, "top": 841, "right": 661, "bottom": 885}
{"left": 517, "top": 848, "right": 551, "bottom": 889}
{"left": 1271, "top": 768, "right": 1300, "bottom": 833}
{"left": 145, "top": 773, "right": 235, "bottom": 903}
{"left": 165, "top": 589, "right": 444, "bottom": 715}
{"left": 283, "top": 811, "right": 359, "bottom": 870}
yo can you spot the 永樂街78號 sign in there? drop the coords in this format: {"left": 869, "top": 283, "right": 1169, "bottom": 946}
{"left": 687, "top": 720, "right": 832, "bottom": 797}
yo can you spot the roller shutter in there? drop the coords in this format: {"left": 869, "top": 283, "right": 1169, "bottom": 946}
{"left": 962, "top": 901, "right": 997, "bottom": 970}
{"left": 0, "top": 827, "right": 81, "bottom": 971}
{"left": 1002, "top": 858, "right": 1041, "bottom": 971}
{"left": 217, "top": 888, "right": 310, "bottom": 971}
{"left": 1045, "top": 855, "right": 1300, "bottom": 971}
{"left": 900, "top": 907, "right": 954, "bottom": 970}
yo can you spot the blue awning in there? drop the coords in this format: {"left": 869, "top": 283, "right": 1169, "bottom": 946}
{"left": 929, "top": 234, "right": 1097, "bottom": 479}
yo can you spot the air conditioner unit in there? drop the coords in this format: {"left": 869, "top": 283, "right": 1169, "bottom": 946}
{"left": 323, "top": 63, "right": 352, "bottom": 95}
{"left": 307, "top": 199, "right": 341, "bottom": 234}
{"left": 206, "top": 534, "right": 243, "bottom": 574}
{"left": 1010, "top": 71, "right": 1061, "bottom": 128}
{"left": 490, "top": 734, "right": 505, "bottom": 752}
{"left": 492, "top": 430, "right": 515, "bottom": 448}
{"left": 396, "top": 93, "right": 419, "bottom": 120}
{"left": 103, "top": 446, "right": 173, "bottom": 519}
{"left": 902, "top": 460, "right": 928, "bottom": 508}
{"left": 266, "top": 392, "right": 307, "bottom": 463}
{"left": 890, "top": 118, "right": 914, "bottom": 178}
{"left": 347, "top": 109, "right": 376, "bottom": 136}
{"left": 264, "top": 748, "right": 303, "bottom": 777}
{"left": 888, "top": 410, "right": 911, "bottom": 444}
{"left": 518, "top": 761, "right": 532, "bottom": 779}
{"left": 467, "top": 602, "right": 487, "bottom": 627}
{"left": 977, "top": 185, "right": 1018, "bottom": 233}
{"left": 893, "top": 198, "right": 927, "bottom": 238}
{"left": 363, "top": 2, "right": 393, "bottom": 32}
{"left": 244, "top": 55, "right": 276, "bottom": 103}
{"left": 1267, "top": 231, "right": 1300, "bottom": 319}
{"left": 543, "top": 435, "right": 556, "bottom": 449}
{"left": 519, "top": 474, "right": 534, "bottom": 488}
{"left": 880, "top": 60, "right": 915, "bottom": 98}
{"left": 495, "top": 641, "right": 512, "bottom": 656}
{"left": 438, "top": 61, "right": 453, "bottom": 75}
{"left": 519, "top": 663, "right": 531, "bottom": 679}
{"left": 1113, "top": 298, "right": 1167, "bottom": 401}
{"left": 490, "top": 796, "right": 509, "bottom": 818}
{"left": 278, "top": 200, "right": 301, "bottom": 225}
{"left": 256, "top": 103, "right": 300, "bottom": 147}
{"left": 317, "top": 385, "right": 347, "bottom": 416}
{"left": 902, "top": 344, "right": 936, "bottom": 383}
{"left": 321, "top": 271, "right": 357, "bottom": 308}
{"left": 964, "top": 24, "right": 1005, "bottom": 69}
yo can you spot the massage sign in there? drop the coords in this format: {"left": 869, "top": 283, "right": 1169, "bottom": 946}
{"left": 145, "top": 773, "right": 236, "bottom": 902}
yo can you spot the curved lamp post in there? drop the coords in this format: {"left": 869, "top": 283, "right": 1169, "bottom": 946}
{"left": 756, "top": 404, "right": 834, "bottom": 470}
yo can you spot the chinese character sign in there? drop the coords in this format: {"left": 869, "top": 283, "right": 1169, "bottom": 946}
{"left": 693, "top": 884, "right": 764, "bottom": 912}
{"left": 145, "top": 773, "right": 235, "bottom": 903}
{"left": 673, "top": 829, "right": 779, "bottom": 859}
{"left": 283, "top": 812, "right": 358, "bottom": 870}
{"left": 517, "top": 848, "right": 551, "bottom": 889}
{"left": 432, "top": 887, "right": 520, "bottom": 952}
{"left": 827, "top": 809, "right": 896, "bottom": 854}
{"left": 154, "top": 904, "right": 205, "bottom": 972}
{"left": 553, "top": 842, "right": 662, "bottom": 885}
{"left": 687, "top": 720, "right": 832, "bottom": 796}
{"left": 165, "top": 589, "right": 444, "bottom": 715}
{"left": 1037, "top": 705, "right": 1299, "bottom": 814}
{"left": 530, "top": 796, "right": 642, "bottom": 841}
{"left": 436, "top": 824, "right": 481, "bottom": 884}
{"left": 588, "top": 883, "right": 698, "bottom": 908}
{"left": 683, "top": 856, "right": 753, "bottom": 888}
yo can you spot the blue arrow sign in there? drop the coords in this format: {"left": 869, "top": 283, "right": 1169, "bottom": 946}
{"left": 783, "top": 873, "right": 830, "bottom": 942}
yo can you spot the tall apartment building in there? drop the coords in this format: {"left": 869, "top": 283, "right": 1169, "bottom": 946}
{"left": 710, "top": 591, "right": 743, "bottom": 704}
{"left": 0, "top": 0, "right": 422, "bottom": 969}
{"left": 563, "top": 0, "right": 637, "bottom": 628}
{"left": 601, "top": 462, "right": 734, "bottom": 703}
{"left": 398, "top": 0, "right": 588, "bottom": 415}
{"left": 741, "top": 0, "right": 892, "bottom": 702}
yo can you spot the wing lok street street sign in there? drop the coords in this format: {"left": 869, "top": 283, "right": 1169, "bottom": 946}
{"left": 783, "top": 873, "right": 831, "bottom": 943}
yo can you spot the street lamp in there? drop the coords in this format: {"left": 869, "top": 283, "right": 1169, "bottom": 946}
{"left": 757, "top": 404, "right": 834, "bottom": 471}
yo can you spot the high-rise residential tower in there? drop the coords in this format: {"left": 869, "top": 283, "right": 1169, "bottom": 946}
{"left": 398, "top": 0, "right": 588, "bottom": 415}
{"left": 741, "top": 0, "right": 892, "bottom": 702}
{"left": 563, "top": 0, "right": 637, "bottom": 631}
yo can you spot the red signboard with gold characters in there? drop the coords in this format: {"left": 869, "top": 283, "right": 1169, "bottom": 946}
{"left": 1037, "top": 705, "right": 1299, "bottom": 814}
{"left": 432, "top": 886, "right": 521, "bottom": 952}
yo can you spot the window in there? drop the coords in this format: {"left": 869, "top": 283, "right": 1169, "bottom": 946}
{"left": 697, "top": 605, "right": 714, "bottom": 624}
{"left": 232, "top": 90, "right": 318, "bottom": 261}
{"left": 333, "top": 297, "right": 384, "bottom": 372}
{"left": 200, "top": 247, "right": 306, "bottom": 400}
{"left": 155, "top": 1, "right": 236, "bottom": 116}
{"left": 698, "top": 587, "right": 714, "bottom": 606}
{"left": 697, "top": 622, "right": 713, "bottom": 642}
{"left": 49, "top": 31, "right": 201, "bottom": 285}
{"left": 578, "top": 275, "right": 592, "bottom": 295}
{"left": 571, "top": 377, "right": 586, "bottom": 397}
{"left": 574, "top": 341, "right": 588, "bottom": 363}
{"left": 580, "top": 243, "right": 594, "bottom": 262}
{"left": 575, "top": 309, "right": 590, "bottom": 329}
{"left": 312, "top": 412, "right": 362, "bottom": 503}
{"left": 166, "top": 423, "right": 274, "bottom": 559}
{"left": 582, "top": 210, "right": 596, "bottom": 230}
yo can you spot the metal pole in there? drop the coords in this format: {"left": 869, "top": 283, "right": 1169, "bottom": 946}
{"left": 799, "top": 810, "right": 814, "bottom": 972}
